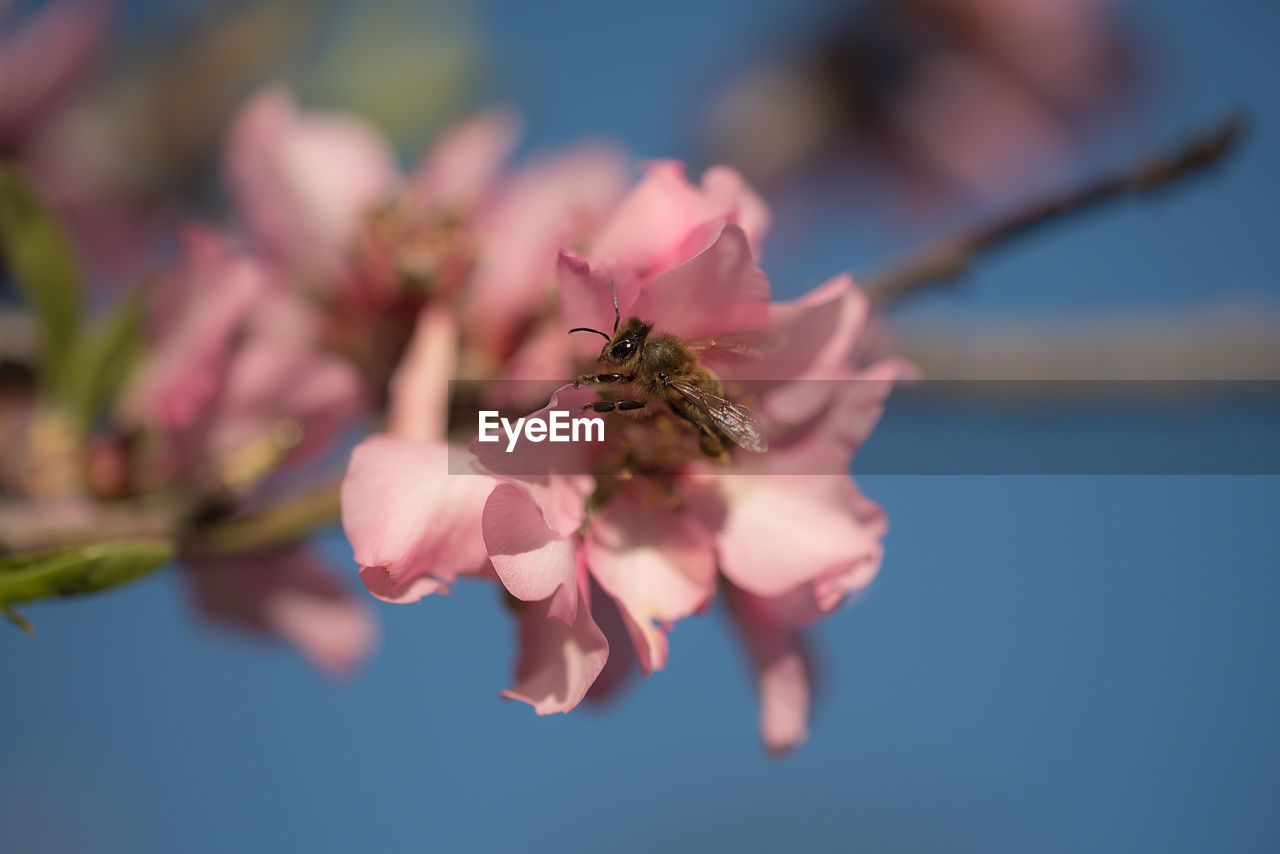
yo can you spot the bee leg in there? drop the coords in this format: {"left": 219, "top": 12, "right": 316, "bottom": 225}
{"left": 583, "top": 400, "right": 647, "bottom": 413}
{"left": 698, "top": 430, "right": 729, "bottom": 462}
{"left": 668, "top": 400, "right": 728, "bottom": 460}
{"left": 575, "top": 373, "right": 634, "bottom": 387}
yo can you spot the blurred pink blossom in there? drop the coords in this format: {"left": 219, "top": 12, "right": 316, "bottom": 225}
{"left": 0, "top": 0, "right": 163, "bottom": 282}
{"left": 118, "top": 227, "right": 373, "bottom": 672}
{"left": 225, "top": 85, "right": 399, "bottom": 293}
{"left": 187, "top": 545, "right": 377, "bottom": 677}
{"left": 224, "top": 87, "right": 631, "bottom": 401}
{"left": 460, "top": 145, "right": 628, "bottom": 363}
{"left": 723, "top": 581, "right": 815, "bottom": 755}
{"left": 121, "top": 227, "right": 365, "bottom": 486}
{"left": 341, "top": 165, "right": 905, "bottom": 750}
{"left": 0, "top": 0, "right": 107, "bottom": 153}
{"left": 705, "top": 0, "right": 1140, "bottom": 214}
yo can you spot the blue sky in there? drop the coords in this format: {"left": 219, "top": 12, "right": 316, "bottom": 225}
{"left": 3, "top": 1, "right": 1279, "bottom": 852}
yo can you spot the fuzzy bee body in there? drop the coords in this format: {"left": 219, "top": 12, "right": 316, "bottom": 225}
{"left": 571, "top": 313, "right": 768, "bottom": 459}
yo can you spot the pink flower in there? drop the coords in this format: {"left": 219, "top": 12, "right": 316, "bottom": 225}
{"left": 342, "top": 436, "right": 495, "bottom": 605}
{"left": 588, "top": 160, "right": 769, "bottom": 276}
{"left": 489, "top": 160, "right": 770, "bottom": 401}
{"left": 704, "top": 0, "right": 1138, "bottom": 212}
{"left": 723, "top": 582, "right": 815, "bottom": 755}
{"left": 0, "top": 1, "right": 160, "bottom": 282}
{"left": 0, "top": 0, "right": 107, "bottom": 153}
{"left": 120, "top": 227, "right": 374, "bottom": 673}
{"left": 122, "top": 227, "right": 365, "bottom": 486}
{"left": 460, "top": 145, "right": 628, "bottom": 362}
{"left": 225, "top": 88, "right": 526, "bottom": 307}
{"left": 341, "top": 163, "right": 906, "bottom": 749}
{"left": 340, "top": 386, "right": 608, "bottom": 715}
{"left": 187, "top": 546, "right": 377, "bottom": 677}
{"left": 491, "top": 222, "right": 901, "bottom": 693}
{"left": 502, "top": 559, "right": 609, "bottom": 714}
{"left": 224, "top": 85, "right": 399, "bottom": 291}
{"left": 224, "top": 87, "right": 631, "bottom": 411}
{"left": 340, "top": 304, "right": 496, "bottom": 605}
{"left": 122, "top": 228, "right": 264, "bottom": 445}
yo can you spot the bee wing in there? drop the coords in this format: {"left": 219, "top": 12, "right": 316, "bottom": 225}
{"left": 667, "top": 378, "right": 769, "bottom": 453}
{"left": 684, "top": 329, "right": 784, "bottom": 361}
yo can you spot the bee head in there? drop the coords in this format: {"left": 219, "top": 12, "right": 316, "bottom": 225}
{"left": 567, "top": 281, "right": 651, "bottom": 364}
{"left": 604, "top": 317, "right": 651, "bottom": 364}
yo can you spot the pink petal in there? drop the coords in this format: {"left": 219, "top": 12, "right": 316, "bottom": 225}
{"left": 701, "top": 274, "right": 874, "bottom": 433}
{"left": 0, "top": 0, "right": 107, "bottom": 146}
{"left": 699, "top": 165, "right": 770, "bottom": 255}
{"left": 724, "top": 582, "right": 812, "bottom": 755}
{"left": 481, "top": 483, "right": 578, "bottom": 622}
{"left": 499, "top": 320, "right": 577, "bottom": 390}
{"left": 555, "top": 250, "right": 642, "bottom": 362}
{"left": 589, "top": 160, "right": 770, "bottom": 274}
{"left": 741, "top": 275, "right": 875, "bottom": 426}
{"left": 241, "top": 285, "right": 327, "bottom": 349}
{"left": 122, "top": 228, "right": 264, "bottom": 437}
{"left": 581, "top": 576, "right": 637, "bottom": 704}
{"left": 585, "top": 485, "right": 716, "bottom": 674}
{"left": 406, "top": 107, "right": 520, "bottom": 217}
{"left": 630, "top": 223, "right": 770, "bottom": 339}
{"left": 187, "top": 546, "right": 378, "bottom": 677}
{"left": 225, "top": 85, "right": 398, "bottom": 277}
{"left": 341, "top": 436, "right": 494, "bottom": 603}
{"left": 688, "top": 474, "right": 885, "bottom": 599}
{"left": 589, "top": 160, "right": 703, "bottom": 273}
{"left": 388, "top": 303, "right": 456, "bottom": 442}
{"left": 722, "top": 491, "right": 886, "bottom": 621}
{"left": 894, "top": 55, "right": 1066, "bottom": 201}
{"left": 759, "top": 274, "right": 868, "bottom": 380}
{"left": 758, "top": 357, "right": 910, "bottom": 474}
{"left": 501, "top": 564, "right": 609, "bottom": 715}
{"left": 463, "top": 145, "right": 627, "bottom": 357}
{"left": 206, "top": 333, "right": 366, "bottom": 474}
{"left": 469, "top": 383, "right": 600, "bottom": 537}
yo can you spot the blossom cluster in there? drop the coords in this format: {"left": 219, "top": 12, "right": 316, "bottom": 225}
{"left": 261, "top": 97, "right": 904, "bottom": 751}
{"left": 3, "top": 5, "right": 905, "bottom": 749}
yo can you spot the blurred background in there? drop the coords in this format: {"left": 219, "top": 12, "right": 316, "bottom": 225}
{"left": 2, "top": 0, "right": 1278, "bottom": 851}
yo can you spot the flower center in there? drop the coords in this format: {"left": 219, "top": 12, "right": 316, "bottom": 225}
{"left": 361, "top": 199, "right": 477, "bottom": 297}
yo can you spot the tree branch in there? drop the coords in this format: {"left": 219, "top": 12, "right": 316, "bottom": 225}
{"left": 891, "top": 302, "right": 1280, "bottom": 383}
{"left": 0, "top": 308, "right": 37, "bottom": 365}
{"left": 863, "top": 115, "right": 1247, "bottom": 307}
{"left": 0, "top": 498, "right": 183, "bottom": 554}
{"left": 183, "top": 480, "right": 342, "bottom": 557}
{"left": 0, "top": 481, "right": 342, "bottom": 560}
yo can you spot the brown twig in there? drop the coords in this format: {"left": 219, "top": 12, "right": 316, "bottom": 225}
{"left": 891, "top": 302, "right": 1280, "bottom": 383}
{"left": 0, "top": 498, "right": 183, "bottom": 554}
{"left": 0, "top": 480, "right": 341, "bottom": 560}
{"left": 863, "top": 115, "right": 1248, "bottom": 307}
{"left": 184, "top": 480, "right": 342, "bottom": 557}
{"left": 0, "top": 309, "right": 37, "bottom": 365}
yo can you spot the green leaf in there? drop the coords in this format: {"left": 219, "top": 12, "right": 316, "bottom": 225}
{"left": 0, "top": 164, "right": 83, "bottom": 395}
{"left": 63, "top": 289, "right": 147, "bottom": 430}
{"left": 0, "top": 539, "right": 174, "bottom": 630}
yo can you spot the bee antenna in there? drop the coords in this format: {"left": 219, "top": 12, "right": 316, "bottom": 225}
{"left": 569, "top": 327, "right": 611, "bottom": 343}
{"left": 610, "top": 280, "right": 620, "bottom": 333}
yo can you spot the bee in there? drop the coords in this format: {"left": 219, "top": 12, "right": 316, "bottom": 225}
{"left": 569, "top": 283, "right": 768, "bottom": 459}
